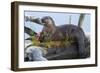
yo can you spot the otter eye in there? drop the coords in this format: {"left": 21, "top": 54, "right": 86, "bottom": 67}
{"left": 43, "top": 23, "right": 48, "bottom": 27}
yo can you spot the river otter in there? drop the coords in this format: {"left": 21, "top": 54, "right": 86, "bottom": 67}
{"left": 39, "top": 16, "right": 87, "bottom": 59}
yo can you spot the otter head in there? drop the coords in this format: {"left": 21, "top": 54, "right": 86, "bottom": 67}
{"left": 41, "top": 16, "right": 55, "bottom": 27}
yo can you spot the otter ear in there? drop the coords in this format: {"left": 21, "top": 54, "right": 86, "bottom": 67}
{"left": 48, "top": 16, "right": 52, "bottom": 19}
